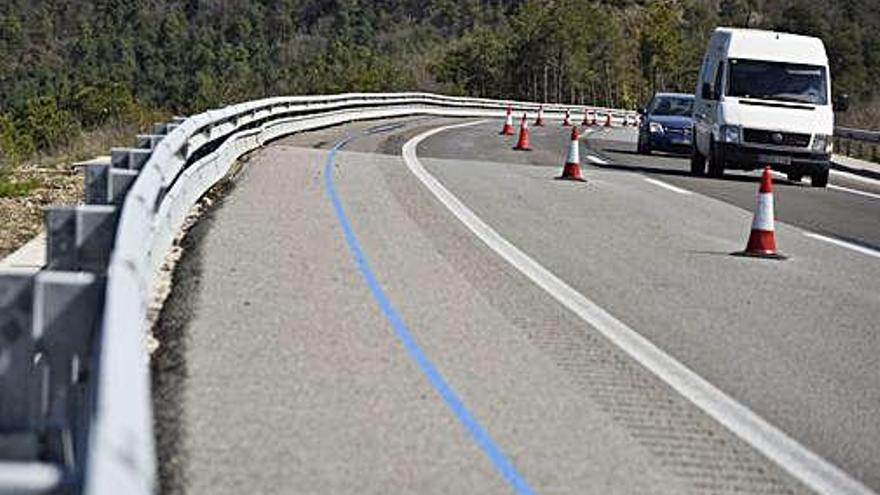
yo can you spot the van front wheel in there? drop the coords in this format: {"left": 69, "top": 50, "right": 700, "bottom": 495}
{"left": 690, "top": 146, "right": 706, "bottom": 175}
{"left": 707, "top": 140, "right": 725, "bottom": 178}
{"left": 811, "top": 167, "right": 829, "bottom": 188}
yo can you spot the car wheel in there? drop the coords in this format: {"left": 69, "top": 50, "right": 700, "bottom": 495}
{"left": 811, "top": 167, "right": 829, "bottom": 188}
{"left": 690, "top": 142, "right": 706, "bottom": 176}
{"left": 707, "top": 139, "right": 724, "bottom": 178}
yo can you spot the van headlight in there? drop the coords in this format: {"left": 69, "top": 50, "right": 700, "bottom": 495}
{"left": 812, "top": 134, "right": 832, "bottom": 153}
{"left": 649, "top": 122, "right": 665, "bottom": 134}
{"left": 719, "top": 125, "right": 741, "bottom": 144}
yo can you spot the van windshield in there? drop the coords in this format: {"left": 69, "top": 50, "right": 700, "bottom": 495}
{"left": 727, "top": 59, "right": 827, "bottom": 105}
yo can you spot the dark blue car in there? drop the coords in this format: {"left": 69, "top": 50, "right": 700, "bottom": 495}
{"left": 637, "top": 93, "right": 695, "bottom": 154}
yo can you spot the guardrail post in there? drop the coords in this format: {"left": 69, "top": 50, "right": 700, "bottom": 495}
{"left": 111, "top": 148, "right": 151, "bottom": 171}
{"left": 109, "top": 169, "right": 139, "bottom": 205}
{"left": 33, "top": 270, "right": 103, "bottom": 469}
{"left": 151, "top": 122, "right": 180, "bottom": 136}
{"left": 85, "top": 164, "right": 110, "bottom": 205}
{"left": 46, "top": 206, "right": 118, "bottom": 272}
{"left": 136, "top": 135, "right": 164, "bottom": 151}
{"left": 86, "top": 166, "right": 137, "bottom": 206}
{"left": 0, "top": 270, "right": 39, "bottom": 440}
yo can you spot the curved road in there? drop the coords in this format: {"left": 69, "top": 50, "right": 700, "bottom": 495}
{"left": 152, "top": 116, "right": 880, "bottom": 495}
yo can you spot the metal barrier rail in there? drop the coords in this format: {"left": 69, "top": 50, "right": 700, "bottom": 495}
{"left": 0, "top": 93, "right": 635, "bottom": 495}
{"left": 834, "top": 126, "right": 880, "bottom": 163}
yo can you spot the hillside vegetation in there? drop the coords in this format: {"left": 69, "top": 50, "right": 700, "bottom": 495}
{"left": 1, "top": 0, "right": 878, "bottom": 171}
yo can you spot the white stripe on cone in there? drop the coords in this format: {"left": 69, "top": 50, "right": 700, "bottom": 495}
{"left": 752, "top": 192, "right": 774, "bottom": 231}
{"left": 566, "top": 136, "right": 580, "bottom": 165}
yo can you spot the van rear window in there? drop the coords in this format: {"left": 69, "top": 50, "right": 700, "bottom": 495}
{"left": 727, "top": 59, "right": 828, "bottom": 105}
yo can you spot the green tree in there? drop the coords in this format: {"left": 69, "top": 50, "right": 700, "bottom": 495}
{"left": 718, "top": 0, "right": 753, "bottom": 27}
{"left": 640, "top": 0, "right": 685, "bottom": 93}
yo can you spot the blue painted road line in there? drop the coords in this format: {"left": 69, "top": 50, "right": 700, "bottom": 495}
{"left": 323, "top": 136, "right": 536, "bottom": 495}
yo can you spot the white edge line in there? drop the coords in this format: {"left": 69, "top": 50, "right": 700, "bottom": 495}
{"left": 402, "top": 120, "right": 875, "bottom": 495}
{"left": 828, "top": 184, "right": 880, "bottom": 200}
{"left": 803, "top": 232, "right": 880, "bottom": 259}
{"left": 830, "top": 168, "right": 880, "bottom": 187}
{"left": 585, "top": 155, "right": 608, "bottom": 165}
{"left": 643, "top": 177, "right": 693, "bottom": 195}
{"left": 769, "top": 170, "right": 880, "bottom": 200}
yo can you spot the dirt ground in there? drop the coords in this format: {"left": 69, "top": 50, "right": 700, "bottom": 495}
{"left": 0, "top": 162, "right": 82, "bottom": 259}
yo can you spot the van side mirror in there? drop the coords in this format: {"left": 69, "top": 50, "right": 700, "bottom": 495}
{"left": 638, "top": 107, "right": 646, "bottom": 115}
{"left": 701, "top": 82, "right": 716, "bottom": 101}
{"left": 833, "top": 94, "right": 849, "bottom": 112}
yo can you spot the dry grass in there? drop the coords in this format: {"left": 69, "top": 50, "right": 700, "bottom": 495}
{"left": 838, "top": 98, "right": 880, "bottom": 130}
{"left": 0, "top": 119, "right": 167, "bottom": 259}
{"left": 835, "top": 98, "right": 880, "bottom": 163}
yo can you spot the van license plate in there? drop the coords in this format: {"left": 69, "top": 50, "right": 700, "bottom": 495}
{"left": 758, "top": 154, "right": 791, "bottom": 165}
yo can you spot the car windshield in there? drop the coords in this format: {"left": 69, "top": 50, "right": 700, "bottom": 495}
{"left": 649, "top": 97, "right": 694, "bottom": 117}
{"left": 727, "top": 59, "right": 827, "bottom": 105}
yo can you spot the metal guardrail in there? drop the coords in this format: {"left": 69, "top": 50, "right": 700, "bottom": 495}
{"left": 834, "top": 126, "right": 880, "bottom": 163}
{"left": 0, "top": 92, "right": 635, "bottom": 495}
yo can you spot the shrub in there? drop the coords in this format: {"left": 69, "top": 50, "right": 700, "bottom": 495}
{"left": 22, "top": 96, "right": 80, "bottom": 151}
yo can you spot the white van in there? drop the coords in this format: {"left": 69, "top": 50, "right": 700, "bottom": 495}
{"left": 691, "top": 28, "right": 847, "bottom": 187}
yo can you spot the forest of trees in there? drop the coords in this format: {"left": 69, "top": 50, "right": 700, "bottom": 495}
{"left": 1, "top": 0, "right": 879, "bottom": 167}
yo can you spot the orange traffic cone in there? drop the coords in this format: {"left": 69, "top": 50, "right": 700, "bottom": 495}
{"left": 562, "top": 109, "right": 572, "bottom": 127}
{"left": 556, "top": 126, "right": 585, "bottom": 182}
{"left": 734, "top": 167, "right": 785, "bottom": 259}
{"left": 590, "top": 111, "right": 597, "bottom": 126}
{"left": 514, "top": 113, "right": 531, "bottom": 151}
{"left": 500, "top": 106, "right": 514, "bottom": 135}
{"left": 581, "top": 108, "right": 590, "bottom": 126}
{"left": 535, "top": 105, "right": 545, "bottom": 126}
{"left": 604, "top": 112, "right": 613, "bottom": 127}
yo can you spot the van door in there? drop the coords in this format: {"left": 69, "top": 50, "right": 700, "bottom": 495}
{"left": 695, "top": 59, "right": 725, "bottom": 155}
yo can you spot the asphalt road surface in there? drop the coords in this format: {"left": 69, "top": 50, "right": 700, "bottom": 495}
{"left": 153, "top": 116, "right": 880, "bottom": 495}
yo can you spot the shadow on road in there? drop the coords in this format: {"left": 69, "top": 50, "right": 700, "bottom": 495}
{"left": 586, "top": 159, "right": 807, "bottom": 188}
{"left": 601, "top": 147, "right": 691, "bottom": 160}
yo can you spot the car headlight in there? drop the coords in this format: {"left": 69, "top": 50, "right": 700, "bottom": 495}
{"left": 719, "top": 125, "right": 741, "bottom": 144}
{"left": 812, "top": 134, "right": 832, "bottom": 153}
{"left": 649, "top": 122, "right": 664, "bottom": 134}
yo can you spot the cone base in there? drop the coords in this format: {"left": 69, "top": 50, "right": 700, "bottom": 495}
{"left": 730, "top": 251, "right": 787, "bottom": 260}
{"left": 555, "top": 176, "right": 587, "bottom": 182}
{"left": 556, "top": 163, "right": 586, "bottom": 182}
{"left": 513, "top": 146, "right": 532, "bottom": 151}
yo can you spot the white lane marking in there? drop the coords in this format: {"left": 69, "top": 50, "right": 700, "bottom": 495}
{"left": 585, "top": 155, "right": 607, "bottom": 165}
{"left": 804, "top": 232, "right": 880, "bottom": 259}
{"left": 770, "top": 171, "right": 879, "bottom": 200}
{"left": 402, "top": 121, "right": 875, "bottom": 495}
{"left": 643, "top": 177, "right": 692, "bottom": 195}
{"left": 828, "top": 184, "right": 880, "bottom": 200}
{"left": 830, "top": 168, "right": 880, "bottom": 187}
